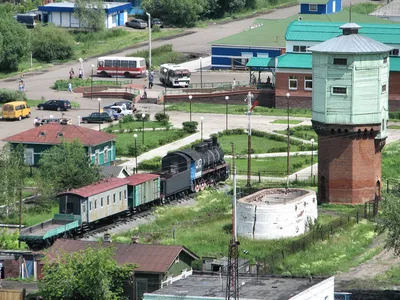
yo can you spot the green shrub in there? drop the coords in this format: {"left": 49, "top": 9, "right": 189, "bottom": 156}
{"left": 0, "top": 89, "right": 27, "bottom": 104}
{"left": 182, "top": 121, "right": 198, "bottom": 133}
{"left": 32, "top": 25, "right": 74, "bottom": 62}
{"left": 120, "top": 115, "right": 134, "bottom": 123}
{"left": 154, "top": 112, "right": 169, "bottom": 123}
{"left": 135, "top": 113, "right": 150, "bottom": 121}
{"left": 72, "top": 28, "right": 128, "bottom": 43}
{"left": 138, "top": 156, "right": 161, "bottom": 171}
{"left": 152, "top": 25, "right": 161, "bottom": 33}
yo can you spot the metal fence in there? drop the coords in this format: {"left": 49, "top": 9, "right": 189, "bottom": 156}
{"left": 252, "top": 200, "right": 378, "bottom": 274}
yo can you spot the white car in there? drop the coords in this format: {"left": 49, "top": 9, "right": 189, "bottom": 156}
{"left": 110, "top": 105, "right": 133, "bottom": 116}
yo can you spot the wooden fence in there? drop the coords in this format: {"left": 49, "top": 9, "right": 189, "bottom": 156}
{"left": 0, "top": 288, "right": 26, "bottom": 300}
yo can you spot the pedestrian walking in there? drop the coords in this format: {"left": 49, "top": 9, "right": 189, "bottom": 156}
{"left": 68, "top": 82, "right": 73, "bottom": 92}
{"left": 143, "top": 86, "right": 148, "bottom": 99}
{"left": 232, "top": 78, "right": 236, "bottom": 91}
{"left": 78, "top": 68, "right": 83, "bottom": 79}
{"left": 69, "top": 68, "right": 74, "bottom": 80}
{"left": 149, "top": 74, "right": 154, "bottom": 89}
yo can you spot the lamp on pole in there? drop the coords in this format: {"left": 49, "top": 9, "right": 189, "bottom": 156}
{"left": 225, "top": 95, "right": 229, "bottom": 131}
{"left": 79, "top": 57, "right": 83, "bottom": 73}
{"left": 78, "top": 116, "right": 81, "bottom": 126}
{"left": 286, "top": 92, "right": 290, "bottom": 189}
{"left": 97, "top": 97, "right": 101, "bottom": 131}
{"left": 134, "top": 134, "right": 138, "bottom": 174}
{"left": 163, "top": 68, "right": 167, "bottom": 115}
{"left": 200, "top": 117, "right": 204, "bottom": 141}
{"left": 142, "top": 113, "right": 146, "bottom": 144}
{"left": 246, "top": 92, "right": 253, "bottom": 188}
{"left": 199, "top": 57, "right": 203, "bottom": 89}
{"left": 91, "top": 64, "right": 94, "bottom": 100}
{"left": 310, "top": 138, "right": 314, "bottom": 178}
{"left": 188, "top": 95, "right": 193, "bottom": 122}
{"left": 146, "top": 12, "right": 152, "bottom": 68}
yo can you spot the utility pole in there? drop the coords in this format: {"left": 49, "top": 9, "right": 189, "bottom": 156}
{"left": 232, "top": 143, "right": 237, "bottom": 241}
{"left": 286, "top": 93, "right": 290, "bottom": 190}
{"left": 246, "top": 92, "right": 253, "bottom": 187}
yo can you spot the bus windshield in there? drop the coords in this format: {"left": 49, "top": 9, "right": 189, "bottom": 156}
{"left": 172, "top": 70, "right": 190, "bottom": 78}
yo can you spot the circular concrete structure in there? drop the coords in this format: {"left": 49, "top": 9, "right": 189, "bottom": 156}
{"left": 237, "top": 188, "right": 317, "bottom": 240}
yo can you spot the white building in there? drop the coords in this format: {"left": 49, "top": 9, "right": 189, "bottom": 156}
{"left": 37, "top": 2, "right": 132, "bottom": 29}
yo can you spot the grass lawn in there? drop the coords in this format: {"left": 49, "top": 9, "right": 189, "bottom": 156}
{"left": 52, "top": 78, "right": 134, "bottom": 91}
{"left": 227, "top": 155, "right": 316, "bottom": 176}
{"left": 167, "top": 103, "right": 312, "bottom": 118}
{"left": 388, "top": 125, "right": 400, "bottom": 129}
{"left": 218, "top": 134, "right": 304, "bottom": 155}
{"left": 115, "top": 129, "right": 189, "bottom": 156}
{"left": 106, "top": 120, "right": 168, "bottom": 132}
{"left": 0, "top": 204, "right": 59, "bottom": 227}
{"left": 271, "top": 119, "right": 303, "bottom": 125}
{"left": 382, "top": 141, "right": 400, "bottom": 180}
{"left": 275, "top": 125, "right": 318, "bottom": 141}
{"left": 343, "top": 3, "right": 382, "bottom": 15}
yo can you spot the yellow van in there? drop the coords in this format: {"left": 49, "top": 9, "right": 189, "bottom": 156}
{"left": 2, "top": 101, "right": 31, "bottom": 121}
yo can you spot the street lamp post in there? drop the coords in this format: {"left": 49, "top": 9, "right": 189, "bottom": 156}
{"left": 188, "top": 95, "right": 192, "bottom": 122}
{"left": 134, "top": 134, "right": 138, "bottom": 174}
{"left": 200, "top": 117, "right": 204, "bottom": 141}
{"left": 91, "top": 64, "right": 94, "bottom": 100}
{"left": 79, "top": 58, "right": 83, "bottom": 75}
{"left": 146, "top": 12, "right": 152, "bottom": 69}
{"left": 78, "top": 116, "right": 81, "bottom": 126}
{"left": 142, "top": 113, "right": 146, "bottom": 144}
{"left": 225, "top": 96, "right": 229, "bottom": 131}
{"left": 286, "top": 93, "right": 290, "bottom": 189}
{"left": 163, "top": 68, "right": 167, "bottom": 115}
{"left": 311, "top": 138, "right": 314, "bottom": 178}
{"left": 199, "top": 57, "right": 203, "bottom": 89}
{"left": 97, "top": 97, "right": 101, "bottom": 131}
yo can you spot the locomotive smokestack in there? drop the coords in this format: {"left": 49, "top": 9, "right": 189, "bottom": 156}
{"left": 212, "top": 136, "right": 218, "bottom": 148}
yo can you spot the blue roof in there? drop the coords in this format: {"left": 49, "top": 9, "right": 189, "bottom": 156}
{"left": 38, "top": 2, "right": 132, "bottom": 13}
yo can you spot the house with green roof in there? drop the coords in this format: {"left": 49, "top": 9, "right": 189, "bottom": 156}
{"left": 285, "top": 21, "right": 400, "bottom": 55}
{"left": 299, "top": 0, "right": 341, "bottom": 15}
{"left": 210, "top": 10, "right": 395, "bottom": 70}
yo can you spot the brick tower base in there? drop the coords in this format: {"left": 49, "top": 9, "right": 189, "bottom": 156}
{"left": 313, "top": 122, "right": 385, "bottom": 205}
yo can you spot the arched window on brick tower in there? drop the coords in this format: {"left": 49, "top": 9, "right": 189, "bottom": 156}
{"left": 375, "top": 180, "right": 381, "bottom": 202}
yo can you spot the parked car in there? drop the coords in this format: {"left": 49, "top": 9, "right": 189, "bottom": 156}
{"left": 103, "top": 101, "right": 134, "bottom": 111}
{"left": 35, "top": 117, "right": 72, "bottom": 127}
{"left": 151, "top": 18, "right": 163, "bottom": 28}
{"left": 125, "top": 19, "right": 147, "bottom": 29}
{"left": 103, "top": 109, "right": 122, "bottom": 121}
{"left": 82, "top": 112, "right": 113, "bottom": 123}
{"left": 37, "top": 100, "right": 71, "bottom": 111}
{"left": 110, "top": 106, "right": 133, "bottom": 116}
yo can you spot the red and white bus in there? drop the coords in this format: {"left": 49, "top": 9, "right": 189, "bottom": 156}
{"left": 96, "top": 56, "right": 146, "bottom": 78}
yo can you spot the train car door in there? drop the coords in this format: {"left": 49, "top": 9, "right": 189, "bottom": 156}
{"left": 81, "top": 200, "right": 87, "bottom": 223}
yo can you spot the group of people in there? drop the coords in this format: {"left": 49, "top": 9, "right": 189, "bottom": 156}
{"left": 69, "top": 68, "right": 84, "bottom": 80}
{"left": 141, "top": 70, "right": 155, "bottom": 99}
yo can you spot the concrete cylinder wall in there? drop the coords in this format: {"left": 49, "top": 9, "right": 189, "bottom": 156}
{"left": 237, "top": 189, "right": 317, "bottom": 240}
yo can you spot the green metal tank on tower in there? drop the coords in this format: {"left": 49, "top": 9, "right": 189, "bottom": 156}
{"left": 309, "top": 23, "right": 391, "bottom": 204}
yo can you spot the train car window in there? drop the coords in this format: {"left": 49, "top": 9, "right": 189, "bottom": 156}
{"left": 101, "top": 197, "right": 103, "bottom": 207}
{"left": 107, "top": 195, "right": 110, "bottom": 205}
{"left": 89, "top": 201, "right": 92, "bottom": 211}
{"left": 124, "top": 190, "right": 127, "bottom": 200}
{"left": 113, "top": 194, "right": 116, "bottom": 203}
{"left": 119, "top": 191, "right": 122, "bottom": 201}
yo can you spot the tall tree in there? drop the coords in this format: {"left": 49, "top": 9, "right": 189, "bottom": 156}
{"left": 39, "top": 245, "right": 135, "bottom": 300}
{"left": 73, "top": 0, "right": 105, "bottom": 31}
{"left": 0, "top": 143, "right": 26, "bottom": 216}
{"left": 37, "top": 140, "right": 100, "bottom": 197}
{"left": 377, "top": 192, "right": 400, "bottom": 255}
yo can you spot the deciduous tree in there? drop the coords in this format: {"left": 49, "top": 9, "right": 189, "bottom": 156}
{"left": 39, "top": 246, "right": 135, "bottom": 300}
{"left": 37, "top": 140, "right": 100, "bottom": 197}
{"left": 377, "top": 192, "right": 400, "bottom": 256}
{"left": 73, "top": 0, "right": 105, "bottom": 31}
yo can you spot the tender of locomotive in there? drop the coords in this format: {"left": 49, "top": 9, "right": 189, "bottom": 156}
{"left": 19, "top": 137, "right": 228, "bottom": 250}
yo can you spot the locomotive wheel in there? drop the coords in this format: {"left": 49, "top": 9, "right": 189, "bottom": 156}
{"left": 200, "top": 183, "right": 205, "bottom": 191}
{"left": 195, "top": 185, "right": 200, "bottom": 193}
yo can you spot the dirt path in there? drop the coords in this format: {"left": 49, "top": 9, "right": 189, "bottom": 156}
{"left": 335, "top": 234, "right": 400, "bottom": 290}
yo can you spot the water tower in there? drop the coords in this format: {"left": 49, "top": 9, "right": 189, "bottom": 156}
{"left": 309, "top": 23, "right": 391, "bottom": 204}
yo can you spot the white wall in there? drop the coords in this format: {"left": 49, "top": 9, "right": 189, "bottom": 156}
{"left": 290, "top": 277, "right": 335, "bottom": 300}
{"left": 237, "top": 190, "right": 318, "bottom": 240}
{"left": 61, "top": 12, "right": 69, "bottom": 27}
{"left": 286, "top": 41, "right": 318, "bottom": 53}
{"left": 52, "top": 11, "right": 61, "bottom": 26}
{"left": 70, "top": 13, "right": 80, "bottom": 28}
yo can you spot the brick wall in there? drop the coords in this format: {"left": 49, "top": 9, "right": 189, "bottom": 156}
{"left": 316, "top": 125, "right": 383, "bottom": 204}
{"left": 275, "top": 72, "right": 313, "bottom": 98}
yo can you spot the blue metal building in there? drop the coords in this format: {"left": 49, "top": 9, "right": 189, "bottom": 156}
{"left": 299, "top": 0, "right": 342, "bottom": 14}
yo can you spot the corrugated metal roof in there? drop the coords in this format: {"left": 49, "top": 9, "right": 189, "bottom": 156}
{"left": 277, "top": 53, "right": 312, "bottom": 69}
{"left": 308, "top": 33, "right": 393, "bottom": 53}
{"left": 285, "top": 21, "right": 400, "bottom": 44}
{"left": 46, "top": 239, "right": 198, "bottom": 273}
{"left": 125, "top": 173, "right": 160, "bottom": 186}
{"left": 3, "top": 123, "right": 116, "bottom": 146}
{"left": 246, "top": 57, "right": 274, "bottom": 68}
{"left": 100, "top": 165, "right": 129, "bottom": 178}
{"left": 370, "top": 0, "right": 400, "bottom": 17}
{"left": 58, "top": 178, "right": 130, "bottom": 198}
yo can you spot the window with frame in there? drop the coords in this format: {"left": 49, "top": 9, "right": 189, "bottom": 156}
{"left": 289, "top": 75, "right": 298, "bottom": 90}
{"left": 304, "top": 76, "right": 313, "bottom": 90}
{"left": 113, "top": 194, "right": 116, "bottom": 203}
{"left": 390, "top": 49, "right": 399, "bottom": 56}
{"left": 124, "top": 190, "right": 127, "bottom": 200}
{"left": 107, "top": 195, "right": 110, "bottom": 205}
{"left": 104, "top": 147, "right": 109, "bottom": 163}
{"left": 94, "top": 151, "right": 99, "bottom": 165}
{"left": 101, "top": 197, "right": 103, "bottom": 207}
{"left": 89, "top": 201, "right": 92, "bottom": 211}
{"left": 293, "top": 45, "right": 300, "bottom": 52}
{"left": 293, "top": 45, "right": 307, "bottom": 53}
{"left": 333, "top": 58, "right": 347, "bottom": 65}
{"left": 382, "top": 84, "right": 387, "bottom": 94}
{"left": 119, "top": 191, "right": 122, "bottom": 201}
{"left": 383, "top": 57, "right": 388, "bottom": 64}
{"left": 94, "top": 200, "right": 97, "bottom": 210}
{"left": 309, "top": 4, "right": 317, "bottom": 11}
{"left": 332, "top": 87, "right": 347, "bottom": 95}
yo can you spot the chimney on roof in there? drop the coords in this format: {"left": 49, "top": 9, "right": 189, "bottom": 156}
{"left": 340, "top": 23, "right": 361, "bottom": 35}
{"left": 104, "top": 233, "right": 112, "bottom": 243}
{"left": 131, "top": 236, "right": 139, "bottom": 244}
